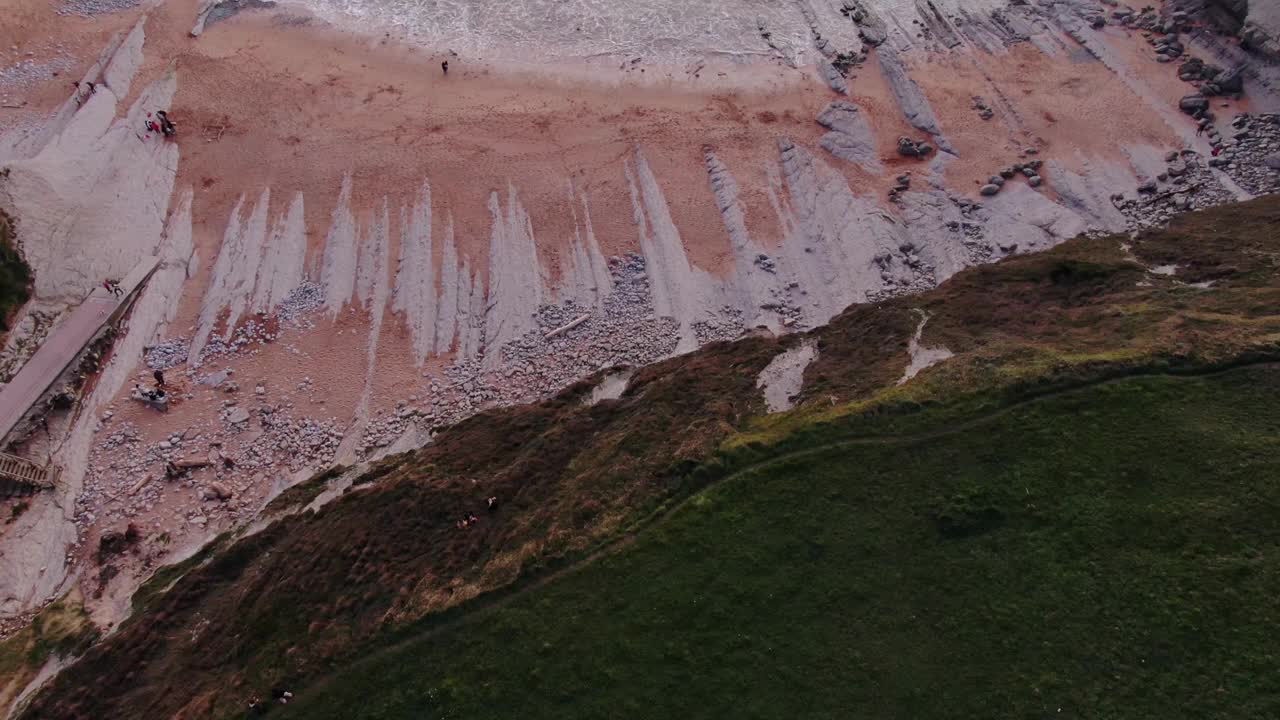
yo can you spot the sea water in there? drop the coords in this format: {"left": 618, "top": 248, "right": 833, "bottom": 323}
{"left": 283, "top": 0, "right": 1018, "bottom": 65}
{"left": 286, "top": 0, "right": 818, "bottom": 64}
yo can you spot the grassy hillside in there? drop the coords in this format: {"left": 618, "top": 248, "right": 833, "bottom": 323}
{"left": 0, "top": 592, "right": 95, "bottom": 714}
{"left": 0, "top": 210, "right": 31, "bottom": 333}
{"left": 286, "top": 366, "right": 1280, "bottom": 719}
{"left": 16, "top": 197, "right": 1280, "bottom": 719}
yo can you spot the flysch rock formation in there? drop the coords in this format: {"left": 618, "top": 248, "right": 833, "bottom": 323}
{"left": 0, "top": 20, "right": 175, "bottom": 304}
{"left": 0, "top": 20, "right": 187, "bottom": 618}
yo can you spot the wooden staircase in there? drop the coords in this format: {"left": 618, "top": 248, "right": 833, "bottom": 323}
{"left": 0, "top": 451, "right": 58, "bottom": 498}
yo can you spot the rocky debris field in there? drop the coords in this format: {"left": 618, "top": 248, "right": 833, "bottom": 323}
{"left": 359, "top": 255, "right": 709, "bottom": 452}
{"left": 1114, "top": 148, "right": 1240, "bottom": 229}
{"left": 74, "top": 363, "right": 347, "bottom": 595}
{"left": 54, "top": 0, "right": 141, "bottom": 17}
{"left": 977, "top": 150, "right": 1045, "bottom": 197}
{"left": 1214, "top": 113, "right": 1280, "bottom": 196}
{"left": 143, "top": 336, "right": 189, "bottom": 370}
{"left": 276, "top": 281, "right": 324, "bottom": 328}
{"left": 184, "top": 283, "right": 324, "bottom": 368}
{"left": 0, "top": 43, "right": 74, "bottom": 109}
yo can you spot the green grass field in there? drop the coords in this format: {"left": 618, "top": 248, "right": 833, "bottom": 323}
{"left": 283, "top": 366, "right": 1280, "bottom": 720}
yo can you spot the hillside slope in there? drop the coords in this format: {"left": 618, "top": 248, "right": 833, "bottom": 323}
{"left": 289, "top": 365, "right": 1280, "bottom": 719}
{"left": 14, "top": 196, "right": 1280, "bottom": 718}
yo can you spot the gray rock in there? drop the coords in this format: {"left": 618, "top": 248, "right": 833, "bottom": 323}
{"left": 227, "top": 407, "right": 250, "bottom": 424}
{"left": 817, "top": 61, "right": 848, "bottom": 95}
{"left": 878, "top": 47, "right": 952, "bottom": 153}
{"left": 896, "top": 136, "right": 933, "bottom": 158}
{"left": 979, "top": 184, "right": 1001, "bottom": 196}
{"left": 200, "top": 369, "right": 230, "bottom": 387}
{"left": 858, "top": 25, "right": 887, "bottom": 47}
{"left": 816, "top": 101, "right": 881, "bottom": 171}
{"left": 1178, "top": 95, "right": 1208, "bottom": 114}
{"left": 1028, "top": 175, "right": 1043, "bottom": 187}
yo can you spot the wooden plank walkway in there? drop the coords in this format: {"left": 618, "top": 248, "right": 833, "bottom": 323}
{"left": 0, "top": 256, "right": 160, "bottom": 446}
{"left": 0, "top": 450, "right": 58, "bottom": 491}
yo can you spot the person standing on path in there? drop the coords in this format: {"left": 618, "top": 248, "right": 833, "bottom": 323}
{"left": 441, "top": 60, "right": 449, "bottom": 75}
{"left": 153, "top": 369, "right": 165, "bottom": 388}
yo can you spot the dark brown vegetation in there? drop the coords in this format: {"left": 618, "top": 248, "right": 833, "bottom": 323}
{"left": 17, "top": 196, "right": 1280, "bottom": 719}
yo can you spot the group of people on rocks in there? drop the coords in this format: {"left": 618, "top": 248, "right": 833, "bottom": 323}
{"left": 247, "top": 689, "right": 293, "bottom": 714}
{"left": 131, "top": 371, "right": 169, "bottom": 410}
{"left": 456, "top": 496, "right": 499, "bottom": 529}
{"left": 144, "top": 110, "right": 176, "bottom": 138}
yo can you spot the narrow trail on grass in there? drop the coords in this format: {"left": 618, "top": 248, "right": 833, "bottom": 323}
{"left": 283, "top": 359, "right": 1278, "bottom": 712}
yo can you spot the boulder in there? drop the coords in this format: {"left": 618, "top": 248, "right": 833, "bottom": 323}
{"left": 1265, "top": 152, "right": 1280, "bottom": 171}
{"left": 1178, "top": 94, "right": 1208, "bottom": 114}
{"left": 204, "top": 482, "right": 233, "bottom": 501}
{"left": 859, "top": 25, "right": 887, "bottom": 47}
{"left": 979, "top": 184, "right": 1001, "bottom": 196}
{"left": 896, "top": 137, "right": 932, "bottom": 158}
{"left": 1214, "top": 66, "right": 1245, "bottom": 95}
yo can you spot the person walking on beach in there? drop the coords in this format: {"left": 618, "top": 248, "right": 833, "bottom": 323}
{"left": 441, "top": 60, "right": 449, "bottom": 75}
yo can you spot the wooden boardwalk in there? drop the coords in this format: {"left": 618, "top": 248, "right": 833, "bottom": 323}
{"left": 0, "top": 256, "right": 160, "bottom": 447}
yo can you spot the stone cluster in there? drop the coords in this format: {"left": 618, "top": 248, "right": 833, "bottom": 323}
{"left": 971, "top": 96, "right": 994, "bottom": 121}
{"left": 0, "top": 43, "right": 74, "bottom": 105}
{"left": 1113, "top": 149, "right": 1238, "bottom": 229}
{"left": 980, "top": 154, "right": 1044, "bottom": 196}
{"left": 82, "top": 392, "right": 345, "bottom": 541}
{"left": 888, "top": 172, "right": 911, "bottom": 200}
{"left": 896, "top": 136, "right": 934, "bottom": 159}
{"left": 144, "top": 336, "right": 189, "bottom": 370}
{"left": 1214, "top": 113, "right": 1280, "bottom": 196}
{"left": 197, "top": 316, "right": 280, "bottom": 365}
{"left": 276, "top": 282, "right": 325, "bottom": 328}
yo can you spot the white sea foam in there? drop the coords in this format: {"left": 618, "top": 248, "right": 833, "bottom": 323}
{"left": 283, "top": 0, "right": 815, "bottom": 63}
